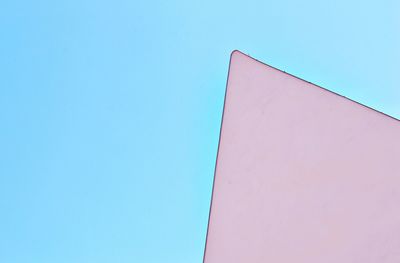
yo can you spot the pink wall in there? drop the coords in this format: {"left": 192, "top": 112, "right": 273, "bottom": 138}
{"left": 204, "top": 50, "right": 400, "bottom": 263}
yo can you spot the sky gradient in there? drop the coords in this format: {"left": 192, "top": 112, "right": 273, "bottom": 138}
{"left": 1, "top": 1, "right": 399, "bottom": 262}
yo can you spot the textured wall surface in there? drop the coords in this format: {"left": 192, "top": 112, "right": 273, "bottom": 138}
{"left": 204, "top": 50, "right": 400, "bottom": 263}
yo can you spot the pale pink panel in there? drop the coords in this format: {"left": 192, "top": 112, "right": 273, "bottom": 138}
{"left": 204, "top": 50, "right": 400, "bottom": 263}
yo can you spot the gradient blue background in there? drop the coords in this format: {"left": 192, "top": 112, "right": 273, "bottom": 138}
{"left": 1, "top": 1, "right": 399, "bottom": 262}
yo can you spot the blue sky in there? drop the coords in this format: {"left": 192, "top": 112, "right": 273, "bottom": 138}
{"left": 0, "top": 1, "right": 399, "bottom": 262}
